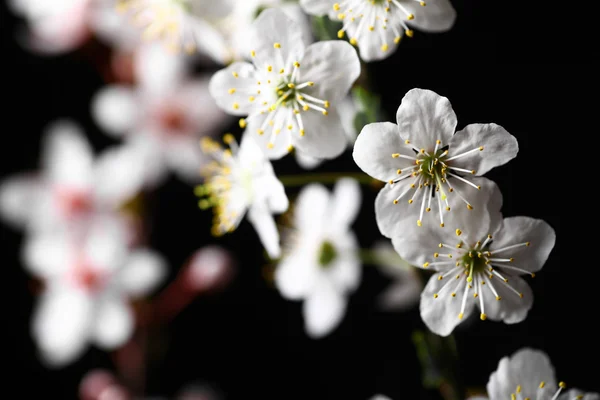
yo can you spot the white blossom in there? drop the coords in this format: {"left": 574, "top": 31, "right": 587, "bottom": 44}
{"left": 0, "top": 120, "right": 144, "bottom": 234}
{"left": 275, "top": 178, "right": 361, "bottom": 338}
{"left": 115, "top": 0, "right": 234, "bottom": 63}
{"left": 24, "top": 216, "right": 167, "bottom": 367}
{"left": 471, "top": 348, "right": 599, "bottom": 400}
{"left": 353, "top": 88, "right": 518, "bottom": 235}
{"left": 91, "top": 44, "right": 229, "bottom": 186}
{"left": 300, "top": 0, "right": 456, "bottom": 61}
{"left": 392, "top": 188, "right": 556, "bottom": 336}
{"left": 209, "top": 8, "right": 360, "bottom": 160}
{"left": 196, "top": 134, "right": 288, "bottom": 259}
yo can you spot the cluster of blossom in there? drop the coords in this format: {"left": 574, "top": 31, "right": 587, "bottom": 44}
{"left": 2, "top": 0, "right": 593, "bottom": 399}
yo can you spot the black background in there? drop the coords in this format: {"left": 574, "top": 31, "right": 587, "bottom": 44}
{"left": 1, "top": 0, "right": 594, "bottom": 399}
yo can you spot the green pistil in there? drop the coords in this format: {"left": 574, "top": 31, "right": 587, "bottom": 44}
{"left": 461, "top": 246, "right": 490, "bottom": 281}
{"left": 417, "top": 147, "right": 448, "bottom": 184}
{"left": 318, "top": 241, "right": 337, "bottom": 268}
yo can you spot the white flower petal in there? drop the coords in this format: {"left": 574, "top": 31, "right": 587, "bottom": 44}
{"left": 379, "top": 280, "right": 421, "bottom": 311}
{"left": 490, "top": 217, "right": 556, "bottom": 273}
{"left": 327, "top": 248, "right": 361, "bottom": 293}
{"left": 189, "top": 17, "right": 232, "bottom": 65}
{"left": 275, "top": 252, "right": 318, "bottom": 300}
{"left": 295, "top": 150, "right": 323, "bottom": 169}
{"left": 32, "top": 286, "right": 93, "bottom": 367}
{"left": 329, "top": 178, "right": 361, "bottom": 228}
{"left": 405, "top": 0, "right": 456, "bottom": 32}
{"left": 294, "top": 183, "right": 330, "bottom": 232}
{"left": 177, "top": 78, "right": 230, "bottom": 134}
{"left": 299, "top": 0, "right": 334, "bottom": 15}
{"left": 209, "top": 61, "right": 257, "bottom": 116}
{"left": 559, "top": 390, "right": 600, "bottom": 400}
{"left": 128, "top": 135, "right": 169, "bottom": 187}
{"left": 344, "top": 16, "right": 398, "bottom": 62}
{"left": 164, "top": 136, "right": 205, "bottom": 184}
{"left": 0, "top": 174, "right": 39, "bottom": 229}
{"left": 480, "top": 275, "right": 533, "bottom": 324}
{"left": 420, "top": 275, "right": 474, "bottom": 337}
{"left": 247, "top": 205, "right": 282, "bottom": 259}
{"left": 298, "top": 40, "right": 360, "bottom": 103}
{"left": 134, "top": 43, "right": 187, "bottom": 94}
{"left": 373, "top": 178, "right": 415, "bottom": 238}
{"left": 22, "top": 232, "right": 73, "bottom": 279}
{"left": 250, "top": 9, "right": 306, "bottom": 72}
{"left": 390, "top": 226, "right": 446, "bottom": 269}
{"left": 395, "top": 89, "right": 457, "bottom": 149}
{"left": 93, "top": 298, "right": 134, "bottom": 349}
{"left": 118, "top": 249, "right": 167, "bottom": 297}
{"left": 91, "top": 86, "right": 138, "bottom": 137}
{"left": 353, "top": 122, "right": 415, "bottom": 182}
{"left": 42, "top": 120, "right": 94, "bottom": 189}
{"left": 293, "top": 106, "right": 347, "bottom": 159}
{"left": 246, "top": 114, "right": 293, "bottom": 160}
{"left": 449, "top": 123, "right": 518, "bottom": 176}
{"left": 487, "top": 348, "right": 556, "bottom": 400}
{"left": 303, "top": 279, "right": 347, "bottom": 338}
{"left": 93, "top": 144, "right": 145, "bottom": 208}
{"left": 83, "top": 217, "right": 129, "bottom": 273}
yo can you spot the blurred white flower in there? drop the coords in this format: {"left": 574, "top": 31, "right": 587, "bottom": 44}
{"left": 209, "top": 8, "right": 360, "bottom": 160}
{"left": 295, "top": 94, "right": 359, "bottom": 169}
{"left": 300, "top": 0, "right": 456, "bottom": 62}
{"left": 115, "top": 0, "right": 234, "bottom": 63}
{"left": 0, "top": 120, "right": 144, "bottom": 234}
{"left": 196, "top": 134, "right": 288, "bottom": 259}
{"left": 24, "top": 216, "right": 167, "bottom": 367}
{"left": 183, "top": 245, "right": 234, "bottom": 292}
{"left": 8, "top": 0, "right": 92, "bottom": 54}
{"left": 353, "top": 88, "right": 518, "bottom": 234}
{"left": 471, "top": 348, "right": 599, "bottom": 400}
{"left": 371, "top": 240, "right": 421, "bottom": 311}
{"left": 92, "top": 44, "right": 230, "bottom": 186}
{"left": 275, "top": 178, "right": 361, "bottom": 338}
{"left": 392, "top": 189, "right": 556, "bottom": 336}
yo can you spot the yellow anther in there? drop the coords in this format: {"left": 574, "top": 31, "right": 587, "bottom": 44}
{"left": 294, "top": 61, "right": 300, "bottom": 68}
{"left": 407, "top": 13, "right": 415, "bottom": 20}
{"left": 287, "top": 145, "right": 294, "bottom": 152}
{"left": 303, "top": 105, "right": 309, "bottom": 111}
{"left": 393, "top": 199, "right": 399, "bottom": 204}
{"left": 405, "top": 29, "right": 414, "bottom": 38}
{"left": 526, "top": 241, "right": 531, "bottom": 246}
{"left": 423, "top": 262, "right": 429, "bottom": 268}
{"left": 333, "top": 3, "right": 340, "bottom": 11}
{"left": 385, "top": 7, "right": 390, "bottom": 12}
{"left": 559, "top": 382, "right": 566, "bottom": 389}
{"left": 338, "top": 13, "right": 345, "bottom": 20}
{"left": 434, "top": 253, "right": 439, "bottom": 258}
{"left": 350, "top": 38, "right": 358, "bottom": 45}
{"left": 273, "top": 43, "right": 281, "bottom": 49}
{"left": 233, "top": 103, "right": 239, "bottom": 110}
{"left": 223, "top": 133, "right": 235, "bottom": 144}
{"left": 300, "top": 129, "right": 305, "bottom": 136}
{"left": 479, "top": 146, "right": 484, "bottom": 151}
{"left": 257, "top": 129, "right": 264, "bottom": 135}
{"left": 426, "top": 207, "right": 431, "bottom": 212}
{"left": 467, "top": 204, "right": 473, "bottom": 210}
{"left": 279, "top": 68, "right": 285, "bottom": 74}
{"left": 417, "top": 220, "right": 422, "bottom": 227}
{"left": 239, "top": 119, "right": 246, "bottom": 128}
{"left": 519, "top": 293, "right": 524, "bottom": 298}
{"left": 438, "top": 243, "right": 443, "bottom": 248}
{"left": 516, "top": 386, "right": 522, "bottom": 393}
{"left": 437, "top": 275, "right": 443, "bottom": 280}
{"left": 287, "top": 83, "right": 295, "bottom": 89}
{"left": 232, "top": 72, "right": 239, "bottom": 78}
{"left": 480, "top": 313, "right": 487, "bottom": 320}
{"left": 440, "top": 223, "right": 445, "bottom": 227}
{"left": 445, "top": 206, "right": 450, "bottom": 211}
{"left": 308, "top": 82, "right": 315, "bottom": 86}
{"left": 408, "top": 199, "right": 413, "bottom": 204}
{"left": 458, "top": 313, "right": 464, "bottom": 319}
{"left": 471, "top": 170, "right": 476, "bottom": 174}
{"left": 388, "top": 180, "right": 394, "bottom": 185}
{"left": 267, "top": 143, "right": 274, "bottom": 149}
{"left": 324, "top": 101, "right": 330, "bottom": 108}
{"left": 249, "top": 96, "right": 255, "bottom": 102}
{"left": 228, "top": 88, "right": 236, "bottom": 94}
{"left": 397, "top": 169, "right": 402, "bottom": 174}
{"left": 394, "top": 36, "right": 401, "bottom": 44}
{"left": 496, "top": 296, "right": 501, "bottom": 300}
{"left": 322, "top": 110, "right": 328, "bottom": 116}
{"left": 433, "top": 293, "right": 438, "bottom": 298}
{"left": 251, "top": 50, "right": 256, "bottom": 57}
{"left": 455, "top": 229, "right": 462, "bottom": 236}
{"left": 451, "top": 292, "right": 456, "bottom": 297}
{"left": 381, "top": 44, "right": 389, "bottom": 52}
{"left": 392, "top": 153, "right": 400, "bottom": 158}
{"left": 467, "top": 276, "right": 472, "bottom": 283}
{"left": 267, "top": 65, "right": 272, "bottom": 72}
{"left": 420, "top": 1, "right": 426, "bottom": 5}
{"left": 369, "top": 26, "right": 375, "bottom": 31}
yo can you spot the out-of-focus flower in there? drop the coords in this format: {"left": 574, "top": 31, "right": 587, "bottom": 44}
{"left": 8, "top": 0, "right": 92, "bottom": 54}
{"left": 300, "top": 0, "right": 456, "bottom": 62}
{"left": 275, "top": 178, "right": 361, "bottom": 338}
{"left": 391, "top": 188, "right": 555, "bottom": 336}
{"left": 370, "top": 396, "right": 392, "bottom": 400}
{"left": 468, "top": 348, "right": 599, "bottom": 400}
{"left": 371, "top": 240, "right": 421, "bottom": 311}
{"left": 183, "top": 245, "right": 234, "bottom": 292}
{"left": 115, "top": 0, "right": 234, "bottom": 63}
{"left": 80, "top": 369, "right": 130, "bottom": 400}
{"left": 353, "top": 88, "right": 518, "bottom": 234}
{"left": 196, "top": 134, "right": 288, "bottom": 259}
{"left": 92, "top": 44, "right": 229, "bottom": 186}
{"left": 209, "top": 9, "right": 360, "bottom": 160}
{"left": 0, "top": 120, "right": 144, "bottom": 234}
{"left": 24, "top": 216, "right": 167, "bottom": 367}
{"left": 295, "top": 94, "right": 359, "bottom": 169}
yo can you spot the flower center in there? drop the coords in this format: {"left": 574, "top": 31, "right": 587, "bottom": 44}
{"left": 389, "top": 140, "right": 484, "bottom": 227}
{"left": 424, "top": 230, "right": 534, "bottom": 321}
{"left": 318, "top": 240, "right": 338, "bottom": 268}
{"left": 56, "top": 188, "right": 92, "bottom": 218}
{"left": 158, "top": 107, "right": 188, "bottom": 133}
{"left": 333, "top": 0, "right": 426, "bottom": 52}
{"left": 117, "top": 0, "right": 198, "bottom": 53}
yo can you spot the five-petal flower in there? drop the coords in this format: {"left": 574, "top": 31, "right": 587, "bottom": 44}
{"left": 274, "top": 178, "right": 361, "bottom": 338}
{"left": 354, "top": 88, "right": 518, "bottom": 235}
{"left": 209, "top": 8, "right": 360, "bottom": 160}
